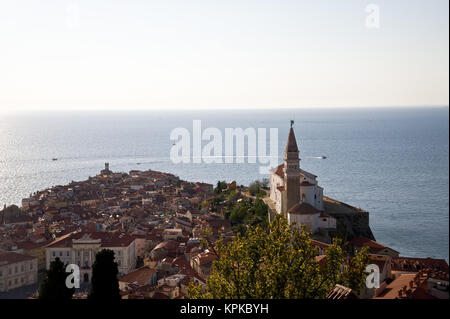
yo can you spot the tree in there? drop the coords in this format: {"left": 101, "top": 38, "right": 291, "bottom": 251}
{"left": 189, "top": 215, "right": 369, "bottom": 299}
{"left": 39, "top": 257, "right": 74, "bottom": 300}
{"left": 248, "top": 180, "right": 266, "bottom": 197}
{"left": 260, "top": 178, "right": 270, "bottom": 189}
{"left": 88, "top": 249, "right": 121, "bottom": 300}
{"left": 224, "top": 198, "right": 268, "bottom": 235}
{"left": 214, "top": 181, "right": 227, "bottom": 194}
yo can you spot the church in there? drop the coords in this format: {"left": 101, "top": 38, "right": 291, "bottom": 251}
{"left": 269, "top": 121, "right": 336, "bottom": 233}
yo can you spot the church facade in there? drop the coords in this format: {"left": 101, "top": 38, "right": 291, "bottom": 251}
{"left": 269, "top": 122, "right": 336, "bottom": 233}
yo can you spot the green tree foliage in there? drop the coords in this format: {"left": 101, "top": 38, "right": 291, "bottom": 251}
{"left": 224, "top": 198, "right": 268, "bottom": 234}
{"left": 88, "top": 249, "right": 121, "bottom": 300}
{"left": 38, "top": 257, "right": 74, "bottom": 300}
{"left": 189, "top": 215, "right": 369, "bottom": 299}
{"left": 214, "top": 181, "right": 227, "bottom": 194}
{"left": 260, "top": 178, "right": 270, "bottom": 189}
{"left": 248, "top": 180, "right": 266, "bottom": 197}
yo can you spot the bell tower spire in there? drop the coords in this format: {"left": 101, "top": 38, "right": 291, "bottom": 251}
{"left": 282, "top": 121, "right": 301, "bottom": 216}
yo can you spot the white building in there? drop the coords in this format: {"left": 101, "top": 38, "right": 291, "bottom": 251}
{"left": 0, "top": 250, "right": 38, "bottom": 292}
{"left": 268, "top": 121, "right": 336, "bottom": 234}
{"left": 46, "top": 232, "right": 136, "bottom": 283}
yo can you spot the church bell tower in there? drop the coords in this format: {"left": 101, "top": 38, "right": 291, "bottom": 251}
{"left": 282, "top": 120, "right": 301, "bottom": 217}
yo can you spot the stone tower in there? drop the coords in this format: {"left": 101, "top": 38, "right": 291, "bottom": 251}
{"left": 282, "top": 121, "right": 301, "bottom": 217}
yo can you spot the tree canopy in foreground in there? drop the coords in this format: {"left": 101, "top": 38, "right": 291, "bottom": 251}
{"left": 88, "top": 249, "right": 121, "bottom": 300}
{"left": 189, "top": 215, "right": 369, "bottom": 299}
{"left": 38, "top": 257, "right": 74, "bottom": 300}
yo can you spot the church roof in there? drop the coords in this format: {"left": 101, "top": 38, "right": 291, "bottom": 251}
{"left": 274, "top": 164, "right": 284, "bottom": 178}
{"left": 288, "top": 202, "right": 320, "bottom": 215}
{"left": 300, "top": 182, "right": 315, "bottom": 187}
{"left": 285, "top": 127, "right": 299, "bottom": 153}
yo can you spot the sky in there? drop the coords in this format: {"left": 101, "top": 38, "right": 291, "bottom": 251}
{"left": 0, "top": 0, "right": 448, "bottom": 111}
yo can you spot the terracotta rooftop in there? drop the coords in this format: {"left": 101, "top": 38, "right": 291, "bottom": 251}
{"left": 47, "top": 231, "right": 135, "bottom": 248}
{"left": 0, "top": 250, "right": 37, "bottom": 265}
{"left": 118, "top": 266, "right": 156, "bottom": 286}
{"left": 351, "top": 237, "right": 398, "bottom": 255}
{"left": 288, "top": 202, "right": 320, "bottom": 215}
{"left": 391, "top": 257, "right": 449, "bottom": 273}
{"left": 300, "top": 182, "right": 315, "bottom": 187}
{"left": 374, "top": 273, "right": 435, "bottom": 299}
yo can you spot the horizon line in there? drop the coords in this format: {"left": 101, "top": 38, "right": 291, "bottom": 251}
{"left": 1, "top": 105, "right": 449, "bottom": 114}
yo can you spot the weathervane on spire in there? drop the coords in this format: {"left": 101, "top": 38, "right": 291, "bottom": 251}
{"left": 290, "top": 120, "right": 294, "bottom": 128}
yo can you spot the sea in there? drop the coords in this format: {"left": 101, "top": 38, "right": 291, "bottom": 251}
{"left": 0, "top": 107, "right": 448, "bottom": 261}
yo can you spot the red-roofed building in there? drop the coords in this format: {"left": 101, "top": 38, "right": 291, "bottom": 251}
{"left": 46, "top": 231, "right": 136, "bottom": 282}
{"left": 351, "top": 237, "right": 399, "bottom": 257}
{"left": 0, "top": 250, "right": 38, "bottom": 292}
{"left": 118, "top": 266, "right": 157, "bottom": 290}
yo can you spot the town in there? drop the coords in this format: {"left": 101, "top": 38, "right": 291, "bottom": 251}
{"left": 0, "top": 128, "right": 448, "bottom": 300}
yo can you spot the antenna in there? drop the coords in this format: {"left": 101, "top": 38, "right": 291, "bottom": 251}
{"left": 290, "top": 120, "right": 294, "bottom": 128}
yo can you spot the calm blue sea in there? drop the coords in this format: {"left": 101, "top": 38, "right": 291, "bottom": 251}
{"left": 0, "top": 107, "right": 448, "bottom": 260}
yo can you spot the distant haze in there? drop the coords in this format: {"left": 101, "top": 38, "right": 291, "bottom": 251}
{"left": 0, "top": 0, "right": 448, "bottom": 111}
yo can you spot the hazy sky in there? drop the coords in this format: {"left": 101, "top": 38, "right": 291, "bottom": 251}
{"left": 0, "top": 0, "right": 448, "bottom": 111}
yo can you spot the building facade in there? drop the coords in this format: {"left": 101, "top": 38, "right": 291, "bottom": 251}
{"left": 269, "top": 122, "right": 335, "bottom": 233}
{"left": 0, "top": 250, "right": 38, "bottom": 292}
{"left": 46, "top": 232, "right": 136, "bottom": 283}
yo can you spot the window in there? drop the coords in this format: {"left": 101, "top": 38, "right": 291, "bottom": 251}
{"left": 30, "top": 263, "right": 33, "bottom": 270}
{"left": 15, "top": 266, "right": 18, "bottom": 273}
{"left": 0, "top": 271, "right": 2, "bottom": 277}
{"left": 52, "top": 251, "right": 56, "bottom": 257}
{"left": 59, "top": 252, "right": 63, "bottom": 257}
{"left": 67, "top": 251, "right": 70, "bottom": 257}
{"left": 21, "top": 265, "right": 24, "bottom": 272}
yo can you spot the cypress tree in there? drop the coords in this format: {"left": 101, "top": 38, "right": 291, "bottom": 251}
{"left": 88, "top": 249, "right": 121, "bottom": 300}
{"left": 39, "top": 257, "right": 74, "bottom": 300}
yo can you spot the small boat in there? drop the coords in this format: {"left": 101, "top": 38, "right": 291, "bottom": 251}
{"left": 52, "top": 158, "right": 58, "bottom": 161}
{"left": 321, "top": 156, "right": 327, "bottom": 159}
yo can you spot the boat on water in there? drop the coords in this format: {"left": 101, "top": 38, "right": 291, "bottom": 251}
{"left": 52, "top": 158, "right": 58, "bottom": 161}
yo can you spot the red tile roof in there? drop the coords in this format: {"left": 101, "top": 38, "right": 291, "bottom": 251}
{"left": 288, "top": 202, "right": 320, "bottom": 215}
{"left": 374, "top": 270, "right": 437, "bottom": 299}
{"left": 274, "top": 165, "right": 284, "bottom": 178}
{"left": 350, "top": 237, "right": 398, "bottom": 254}
{"left": 300, "top": 182, "right": 315, "bottom": 187}
{"left": 118, "top": 266, "right": 156, "bottom": 285}
{"left": 47, "top": 232, "right": 135, "bottom": 248}
{"left": 0, "top": 250, "right": 37, "bottom": 265}
{"left": 391, "top": 257, "right": 449, "bottom": 273}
